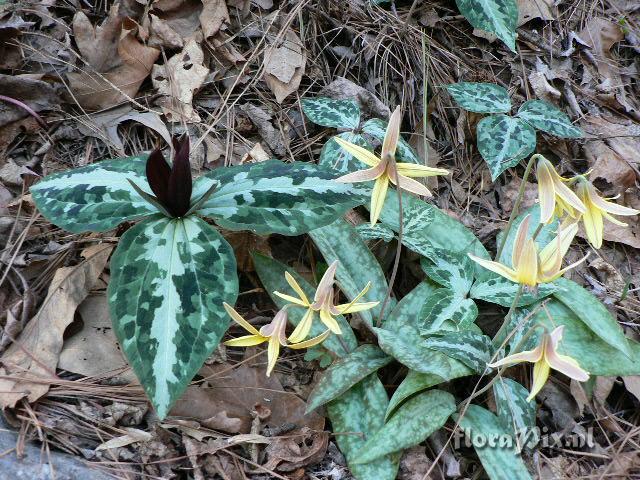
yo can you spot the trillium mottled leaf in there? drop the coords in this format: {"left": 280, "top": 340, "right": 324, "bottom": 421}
{"left": 517, "top": 100, "right": 583, "bottom": 138}
{"left": 456, "top": 0, "right": 518, "bottom": 51}
{"left": 108, "top": 214, "right": 238, "bottom": 419}
{"left": 310, "top": 219, "right": 392, "bottom": 325}
{"left": 420, "top": 249, "right": 474, "bottom": 295}
{"left": 302, "top": 97, "right": 361, "bottom": 130}
{"left": 470, "top": 277, "right": 557, "bottom": 307}
{"left": 362, "top": 118, "right": 422, "bottom": 165}
{"left": 320, "top": 133, "right": 373, "bottom": 174}
{"left": 252, "top": 252, "right": 358, "bottom": 356}
{"left": 424, "top": 331, "right": 493, "bottom": 373}
{"left": 306, "top": 344, "right": 392, "bottom": 412}
{"left": 354, "top": 390, "right": 455, "bottom": 464}
{"left": 477, "top": 114, "right": 537, "bottom": 180}
{"left": 456, "top": 405, "right": 534, "bottom": 479}
{"left": 327, "top": 375, "right": 399, "bottom": 480}
{"left": 31, "top": 156, "right": 158, "bottom": 233}
{"left": 193, "top": 160, "right": 364, "bottom": 235}
{"left": 446, "top": 82, "right": 511, "bottom": 113}
{"left": 553, "top": 277, "right": 631, "bottom": 357}
{"left": 493, "top": 378, "right": 538, "bottom": 449}
{"left": 419, "top": 289, "right": 478, "bottom": 334}
{"left": 355, "top": 223, "right": 395, "bottom": 242}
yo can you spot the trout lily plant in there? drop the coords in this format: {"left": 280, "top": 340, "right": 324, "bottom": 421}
{"left": 30, "top": 136, "right": 364, "bottom": 418}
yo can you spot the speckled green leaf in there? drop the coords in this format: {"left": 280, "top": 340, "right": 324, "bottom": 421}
{"left": 477, "top": 115, "right": 537, "bottom": 180}
{"left": 456, "top": 0, "right": 518, "bottom": 51}
{"left": 302, "top": 97, "right": 361, "bottom": 130}
{"left": 553, "top": 277, "right": 630, "bottom": 357}
{"left": 493, "top": 378, "right": 538, "bottom": 449}
{"left": 420, "top": 289, "right": 478, "bottom": 334}
{"left": 456, "top": 405, "right": 533, "bottom": 480}
{"left": 307, "top": 345, "right": 392, "bottom": 412}
{"left": 252, "top": 252, "right": 357, "bottom": 357}
{"left": 420, "top": 249, "right": 474, "bottom": 295}
{"left": 354, "top": 390, "right": 455, "bottom": 464}
{"left": 446, "top": 82, "right": 511, "bottom": 114}
{"left": 328, "top": 375, "right": 399, "bottom": 480}
{"left": 320, "top": 133, "right": 373, "bottom": 174}
{"left": 31, "top": 156, "right": 158, "bottom": 233}
{"left": 362, "top": 118, "right": 422, "bottom": 165}
{"left": 517, "top": 100, "right": 583, "bottom": 138}
{"left": 194, "top": 160, "right": 364, "bottom": 235}
{"left": 470, "top": 277, "right": 557, "bottom": 307}
{"left": 108, "top": 215, "right": 238, "bottom": 419}
{"left": 310, "top": 219, "right": 392, "bottom": 325}
{"left": 356, "top": 223, "right": 395, "bottom": 242}
{"left": 424, "top": 331, "right": 492, "bottom": 373}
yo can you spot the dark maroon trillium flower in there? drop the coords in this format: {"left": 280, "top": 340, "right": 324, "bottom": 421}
{"left": 145, "top": 136, "right": 193, "bottom": 217}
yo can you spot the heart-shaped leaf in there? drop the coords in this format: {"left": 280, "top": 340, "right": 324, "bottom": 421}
{"left": 302, "top": 97, "right": 361, "bottom": 130}
{"left": 446, "top": 82, "right": 511, "bottom": 113}
{"left": 108, "top": 214, "right": 238, "bottom": 419}
{"left": 517, "top": 100, "right": 583, "bottom": 138}
{"left": 456, "top": 0, "right": 518, "bottom": 51}
{"left": 420, "top": 249, "right": 475, "bottom": 295}
{"left": 419, "top": 289, "right": 478, "bottom": 334}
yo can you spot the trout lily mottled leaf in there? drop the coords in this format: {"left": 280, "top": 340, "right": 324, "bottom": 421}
{"left": 30, "top": 138, "right": 364, "bottom": 418}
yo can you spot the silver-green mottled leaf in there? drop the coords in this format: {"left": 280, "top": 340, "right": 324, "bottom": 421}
{"left": 327, "top": 375, "right": 399, "bottom": 480}
{"left": 470, "top": 277, "right": 557, "bottom": 307}
{"left": 456, "top": 405, "right": 533, "bottom": 480}
{"left": 354, "top": 390, "right": 456, "bottom": 464}
{"left": 310, "top": 219, "right": 393, "bottom": 325}
{"left": 420, "top": 289, "right": 478, "bottom": 334}
{"left": 356, "top": 223, "right": 395, "bottom": 242}
{"left": 306, "top": 344, "right": 392, "bottom": 412}
{"left": 517, "top": 100, "right": 583, "bottom": 138}
{"left": 493, "top": 378, "right": 538, "bottom": 450}
{"left": 420, "top": 249, "right": 474, "bottom": 295}
{"left": 108, "top": 215, "right": 239, "bottom": 419}
{"left": 320, "top": 133, "right": 372, "bottom": 174}
{"left": 362, "top": 118, "right": 422, "bottom": 165}
{"left": 553, "top": 277, "right": 630, "bottom": 357}
{"left": 446, "top": 82, "right": 511, "bottom": 114}
{"left": 194, "top": 160, "right": 364, "bottom": 235}
{"left": 302, "top": 97, "right": 360, "bottom": 130}
{"left": 251, "top": 252, "right": 357, "bottom": 357}
{"left": 477, "top": 115, "right": 537, "bottom": 180}
{"left": 424, "top": 331, "right": 493, "bottom": 373}
{"left": 31, "top": 156, "right": 157, "bottom": 233}
{"left": 456, "top": 0, "right": 518, "bottom": 51}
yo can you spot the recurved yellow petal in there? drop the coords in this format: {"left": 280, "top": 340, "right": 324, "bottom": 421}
{"left": 382, "top": 106, "right": 401, "bottom": 160}
{"left": 487, "top": 345, "right": 544, "bottom": 368}
{"left": 273, "top": 291, "right": 308, "bottom": 307}
{"left": 288, "top": 329, "right": 332, "bottom": 349}
{"left": 395, "top": 163, "right": 449, "bottom": 178}
{"left": 224, "top": 334, "right": 266, "bottom": 347}
{"left": 467, "top": 254, "right": 520, "bottom": 284}
{"left": 393, "top": 174, "right": 432, "bottom": 197}
{"left": 266, "top": 335, "right": 281, "bottom": 377}
{"left": 527, "top": 360, "right": 551, "bottom": 401}
{"left": 334, "top": 137, "right": 380, "bottom": 167}
{"left": 224, "top": 303, "right": 261, "bottom": 336}
{"left": 285, "top": 272, "right": 310, "bottom": 305}
{"left": 319, "top": 308, "right": 342, "bottom": 334}
{"left": 370, "top": 175, "right": 390, "bottom": 225}
{"left": 288, "top": 308, "right": 314, "bottom": 343}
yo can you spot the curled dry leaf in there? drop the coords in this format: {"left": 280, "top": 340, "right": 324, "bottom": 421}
{"left": 264, "top": 428, "right": 329, "bottom": 472}
{"left": 67, "top": 5, "right": 160, "bottom": 110}
{"left": 95, "top": 427, "right": 153, "bottom": 451}
{"left": 0, "top": 244, "right": 113, "bottom": 409}
{"left": 263, "top": 30, "right": 306, "bottom": 103}
{"left": 200, "top": 0, "right": 230, "bottom": 38}
{"left": 152, "top": 38, "right": 209, "bottom": 122}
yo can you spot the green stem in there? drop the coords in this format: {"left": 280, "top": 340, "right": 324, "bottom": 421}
{"left": 493, "top": 283, "right": 524, "bottom": 347}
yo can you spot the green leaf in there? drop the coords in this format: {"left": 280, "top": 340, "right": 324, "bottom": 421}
{"left": 362, "top": 118, "right": 422, "bottom": 165}
{"left": 302, "top": 97, "right": 360, "bottom": 130}
{"left": 477, "top": 115, "right": 537, "bottom": 180}
{"left": 455, "top": 0, "right": 518, "bottom": 51}
{"left": 328, "top": 375, "right": 399, "bottom": 480}
{"left": 446, "top": 82, "right": 511, "bottom": 114}
{"left": 470, "top": 277, "right": 557, "bottom": 307}
{"left": 354, "top": 390, "right": 456, "bottom": 464}
{"left": 31, "top": 156, "right": 158, "bottom": 233}
{"left": 251, "top": 252, "right": 358, "bottom": 357}
{"left": 420, "top": 289, "right": 478, "bottom": 334}
{"left": 517, "top": 100, "right": 583, "bottom": 138}
{"left": 309, "top": 219, "right": 393, "bottom": 325}
{"left": 320, "top": 133, "right": 372, "bottom": 174}
{"left": 306, "top": 345, "right": 392, "bottom": 412}
{"left": 108, "top": 215, "right": 238, "bottom": 419}
{"left": 194, "top": 160, "right": 364, "bottom": 235}
{"left": 493, "top": 378, "right": 538, "bottom": 449}
{"left": 456, "top": 405, "right": 533, "bottom": 480}
{"left": 553, "top": 278, "right": 631, "bottom": 357}
{"left": 420, "top": 249, "right": 474, "bottom": 295}
{"left": 424, "top": 331, "right": 493, "bottom": 373}
{"left": 356, "top": 223, "right": 395, "bottom": 242}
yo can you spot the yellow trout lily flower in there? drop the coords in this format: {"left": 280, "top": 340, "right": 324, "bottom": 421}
{"left": 536, "top": 156, "right": 585, "bottom": 224}
{"left": 468, "top": 215, "right": 588, "bottom": 288}
{"left": 223, "top": 303, "right": 330, "bottom": 376}
{"left": 334, "top": 106, "right": 449, "bottom": 225}
{"left": 575, "top": 177, "right": 640, "bottom": 249}
{"left": 489, "top": 326, "right": 589, "bottom": 401}
{"left": 273, "top": 260, "right": 378, "bottom": 342}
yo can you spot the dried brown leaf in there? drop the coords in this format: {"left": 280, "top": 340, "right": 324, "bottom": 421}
{"left": 263, "top": 31, "right": 305, "bottom": 103}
